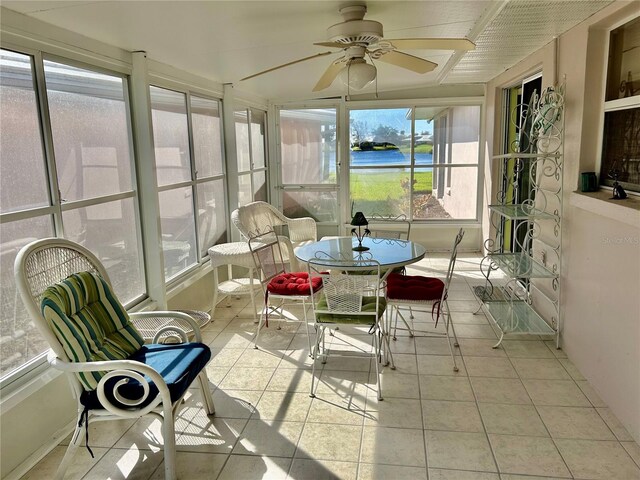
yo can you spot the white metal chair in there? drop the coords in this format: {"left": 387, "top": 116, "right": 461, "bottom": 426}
{"left": 14, "top": 238, "right": 215, "bottom": 480}
{"left": 385, "top": 228, "right": 465, "bottom": 373}
{"left": 366, "top": 213, "right": 411, "bottom": 240}
{"left": 307, "top": 255, "right": 390, "bottom": 400}
{"left": 248, "top": 230, "right": 321, "bottom": 354}
{"left": 232, "top": 201, "right": 317, "bottom": 270}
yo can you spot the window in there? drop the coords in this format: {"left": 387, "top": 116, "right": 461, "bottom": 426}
{"left": 600, "top": 16, "right": 640, "bottom": 193}
{"left": 0, "top": 49, "right": 144, "bottom": 380}
{"left": 278, "top": 108, "right": 338, "bottom": 222}
{"left": 235, "top": 107, "right": 268, "bottom": 206}
{"left": 150, "top": 86, "right": 227, "bottom": 281}
{"left": 349, "top": 106, "right": 480, "bottom": 220}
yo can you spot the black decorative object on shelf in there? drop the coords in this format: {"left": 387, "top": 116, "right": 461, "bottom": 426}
{"left": 350, "top": 212, "right": 371, "bottom": 251}
{"left": 609, "top": 169, "right": 627, "bottom": 200}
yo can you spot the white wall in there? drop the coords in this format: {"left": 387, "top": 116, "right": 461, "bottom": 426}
{"left": 483, "top": 0, "right": 640, "bottom": 442}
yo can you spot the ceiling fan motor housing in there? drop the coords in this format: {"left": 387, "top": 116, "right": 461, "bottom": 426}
{"left": 327, "top": 3, "right": 383, "bottom": 45}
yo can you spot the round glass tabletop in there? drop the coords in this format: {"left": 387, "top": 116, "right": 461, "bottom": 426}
{"left": 295, "top": 236, "right": 426, "bottom": 269}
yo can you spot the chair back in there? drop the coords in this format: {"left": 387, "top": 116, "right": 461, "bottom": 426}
{"left": 307, "top": 255, "right": 383, "bottom": 323}
{"left": 14, "top": 238, "right": 110, "bottom": 363}
{"left": 366, "top": 214, "right": 411, "bottom": 240}
{"left": 232, "top": 201, "right": 287, "bottom": 239}
{"left": 248, "top": 230, "right": 287, "bottom": 285}
{"left": 444, "top": 228, "right": 465, "bottom": 290}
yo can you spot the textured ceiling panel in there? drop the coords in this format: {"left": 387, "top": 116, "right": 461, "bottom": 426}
{"left": 444, "top": 0, "right": 614, "bottom": 84}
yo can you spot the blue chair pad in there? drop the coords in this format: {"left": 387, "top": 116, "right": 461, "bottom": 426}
{"left": 81, "top": 342, "right": 211, "bottom": 410}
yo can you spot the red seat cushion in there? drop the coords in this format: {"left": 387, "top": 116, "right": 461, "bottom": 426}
{"left": 386, "top": 273, "right": 444, "bottom": 301}
{"left": 267, "top": 272, "right": 321, "bottom": 296}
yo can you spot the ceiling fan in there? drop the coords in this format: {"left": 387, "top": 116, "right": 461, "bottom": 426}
{"left": 240, "top": 2, "right": 475, "bottom": 92}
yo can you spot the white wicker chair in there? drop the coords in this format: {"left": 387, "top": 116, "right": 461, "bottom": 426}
{"left": 14, "top": 238, "right": 216, "bottom": 480}
{"left": 232, "top": 201, "right": 317, "bottom": 270}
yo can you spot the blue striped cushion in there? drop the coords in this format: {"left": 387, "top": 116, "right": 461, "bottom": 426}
{"left": 41, "top": 271, "right": 145, "bottom": 390}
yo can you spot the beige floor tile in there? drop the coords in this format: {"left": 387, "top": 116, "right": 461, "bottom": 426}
{"left": 82, "top": 446, "right": 164, "bottom": 480}
{"left": 21, "top": 446, "right": 108, "bottom": 480}
{"left": 463, "top": 356, "right": 518, "bottom": 378}
{"left": 235, "top": 348, "right": 284, "bottom": 368}
{"left": 307, "top": 394, "right": 366, "bottom": 426}
{"left": 373, "top": 371, "right": 420, "bottom": 399}
{"left": 360, "top": 464, "right": 428, "bottom": 479}
{"left": 256, "top": 331, "right": 297, "bottom": 350}
{"left": 210, "top": 347, "right": 245, "bottom": 366}
{"left": 233, "top": 419, "right": 303, "bottom": 457}
{"left": 622, "top": 441, "right": 640, "bottom": 467}
{"left": 208, "top": 389, "right": 262, "bottom": 419}
{"left": 558, "top": 358, "right": 585, "bottom": 381}
{"left": 537, "top": 406, "right": 615, "bottom": 440}
{"left": 555, "top": 438, "right": 640, "bottom": 480}
{"left": 364, "top": 397, "right": 423, "bottom": 428}
{"left": 422, "top": 400, "right": 484, "bottom": 433}
{"left": 478, "top": 403, "right": 548, "bottom": 436}
{"left": 316, "top": 370, "right": 371, "bottom": 398}
{"left": 322, "top": 355, "right": 373, "bottom": 372}
{"left": 59, "top": 419, "right": 135, "bottom": 448}
{"left": 148, "top": 452, "right": 227, "bottom": 480}
{"left": 502, "top": 340, "right": 556, "bottom": 358}
{"left": 415, "top": 337, "right": 454, "bottom": 355}
{"left": 113, "top": 416, "right": 186, "bottom": 452}
{"left": 417, "top": 354, "right": 465, "bottom": 376}
{"left": 576, "top": 380, "right": 608, "bottom": 407}
{"left": 253, "top": 391, "right": 313, "bottom": 422}
{"left": 488, "top": 434, "right": 571, "bottom": 477}
{"left": 385, "top": 353, "right": 418, "bottom": 374}
{"left": 446, "top": 300, "right": 481, "bottom": 313}
{"left": 203, "top": 365, "right": 231, "bottom": 386}
{"left": 470, "top": 377, "right": 532, "bottom": 405}
{"left": 457, "top": 338, "right": 507, "bottom": 357}
{"left": 522, "top": 379, "right": 590, "bottom": 406}
{"left": 217, "top": 454, "right": 291, "bottom": 480}
{"left": 288, "top": 459, "right": 358, "bottom": 480}
{"left": 177, "top": 417, "right": 246, "bottom": 453}
{"left": 218, "top": 365, "right": 277, "bottom": 391}
{"left": 297, "top": 423, "right": 362, "bottom": 462}
{"left": 419, "top": 375, "right": 475, "bottom": 401}
{"left": 450, "top": 311, "right": 490, "bottom": 325}
{"left": 510, "top": 358, "right": 571, "bottom": 380}
{"left": 543, "top": 340, "right": 568, "bottom": 358}
{"left": 361, "top": 426, "right": 426, "bottom": 466}
{"left": 387, "top": 336, "right": 417, "bottom": 354}
{"left": 209, "top": 332, "right": 254, "bottom": 349}
{"left": 428, "top": 469, "right": 499, "bottom": 480}
{"left": 500, "top": 476, "right": 571, "bottom": 480}
{"left": 266, "top": 367, "right": 314, "bottom": 393}
{"left": 453, "top": 324, "right": 497, "bottom": 339}
{"left": 425, "top": 430, "right": 496, "bottom": 472}
{"left": 282, "top": 347, "right": 315, "bottom": 368}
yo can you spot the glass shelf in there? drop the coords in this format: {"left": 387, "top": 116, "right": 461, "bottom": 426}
{"left": 488, "top": 204, "right": 556, "bottom": 220}
{"left": 484, "top": 301, "right": 555, "bottom": 336}
{"left": 488, "top": 253, "right": 557, "bottom": 279}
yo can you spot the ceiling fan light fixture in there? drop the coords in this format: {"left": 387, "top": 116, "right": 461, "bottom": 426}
{"left": 342, "top": 59, "right": 376, "bottom": 90}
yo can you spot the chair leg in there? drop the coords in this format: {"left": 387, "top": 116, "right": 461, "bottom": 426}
{"left": 373, "top": 329, "right": 383, "bottom": 401}
{"left": 54, "top": 420, "right": 83, "bottom": 480}
{"left": 162, "top": 404, "right": 178, "bottom": 480}
{"left": 254, "top": 300, "right": 267, "bottom": 350}
{"left": 441, "top": 304, "right": 459, "bottom": 373}
{"left": 309, "top": 326, "right": 323, "bottom": 398}
{"left": 383, "top": 310, "right": 396, "bottom": 370}
{"left": 197, "top": 371, "right": 216, "bottom": 415}
{"left": 302, "top": 298, "right": 313, "bottom": 358}
{"left": 444, "top": 299, "right": 460, "bottom": 348}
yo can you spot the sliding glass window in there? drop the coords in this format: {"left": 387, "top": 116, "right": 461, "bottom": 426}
{"left": 349, "top": 105, "right": 480, "bottom": 220}
{"left": 235, "top": 107, "right": 268, "bottom": 206}
{"left": 0, "top": 49, "right": 144, "bottom": 381}
{"left": 150, "top": 86, "right": 227, "bottom": 281}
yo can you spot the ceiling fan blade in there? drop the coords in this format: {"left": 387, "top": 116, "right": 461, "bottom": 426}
{"left": 385, "top": 38, "right": 476, "bottom": 51}
{"left": 314, "top": 41, "right": 353, "bottom": 49}
{"left": 312, "top": 59, "right": 345, "bottom": 92}
{"left": 240, "top": 51, "right": 333, "bottom": 81}
{"left": 377, "top": 50, "right": 437, "bottom": 74}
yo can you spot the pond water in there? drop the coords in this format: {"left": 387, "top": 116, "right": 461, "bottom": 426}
{"left": 350, "top": 149, "right": 433, "bottom": 166}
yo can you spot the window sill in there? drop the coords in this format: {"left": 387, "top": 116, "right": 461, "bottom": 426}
{"left": 570, "top": 190, "right": 640, "bottom": 228}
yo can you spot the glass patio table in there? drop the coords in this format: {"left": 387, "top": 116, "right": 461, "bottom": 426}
{"left": 295, "top": 236, "right": 425, "bottom": 275}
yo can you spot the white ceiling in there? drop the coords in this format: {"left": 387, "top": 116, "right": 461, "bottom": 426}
{"left": 2, "top": 0, "right": 613, "bottom": 101}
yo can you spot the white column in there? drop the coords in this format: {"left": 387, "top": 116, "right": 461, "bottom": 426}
{"left": 130, "top": 51, "right": 167, "bottom": 308}
{"left": 222, "top": 83, "right": 240, "bottom": 241}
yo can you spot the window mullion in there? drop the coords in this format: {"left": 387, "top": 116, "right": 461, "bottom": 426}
{"left": 32, "top": 50, "right": 64, "bottom": 237}
{"left": 410, "top": 106, "right": 416, "bottom": 222}
{"left": 185, "top": 91, "right": 201, "bottom": 259}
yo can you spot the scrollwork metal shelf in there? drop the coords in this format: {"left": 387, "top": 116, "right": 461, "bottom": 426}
{"left": 475, "top": 83, "right": 564, "bottom": 349}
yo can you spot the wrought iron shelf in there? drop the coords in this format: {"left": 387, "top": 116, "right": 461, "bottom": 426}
{"left": 488, "top": 204, "right": 556, "bottom": 220}
{"left": 492, "top": 152, "right": 561, "bottom": 159}
{"left": 484, "top": 300, "right": 556, "bottom": 337}
{"left": 487, "top": 253, "right": 557, "bottom": 279}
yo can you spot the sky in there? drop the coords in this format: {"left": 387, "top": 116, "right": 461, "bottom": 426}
{"left": 350, "top": 108, "right": 432, "bottom": 136}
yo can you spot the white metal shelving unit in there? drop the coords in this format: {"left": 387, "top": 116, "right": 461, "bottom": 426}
{"left": 475, "top": 85, "right": 565, "bottom": 348}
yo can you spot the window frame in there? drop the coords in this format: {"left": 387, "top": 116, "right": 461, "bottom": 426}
{"left": 597, "top": 13, "right": 640, "bottom": 194}
{"left": 0, "top": 46, "right": 146, "bottom": 389}
{"left": 234, "top": 104, "right": 269, "bottom": 206}
{"left": 148, "top": 82, "right": 229, "bottom": 285}
{"left": 346, "top": 100, "right": 484, "bottom": 223}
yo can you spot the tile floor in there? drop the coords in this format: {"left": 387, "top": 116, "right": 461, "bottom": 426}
{"left": 21, "top": 255, "right": 640, "bottom": 480}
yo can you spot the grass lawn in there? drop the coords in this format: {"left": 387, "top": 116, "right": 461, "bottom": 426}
{"left": 350, "top": 170, "right": 432, "bottom": 214}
